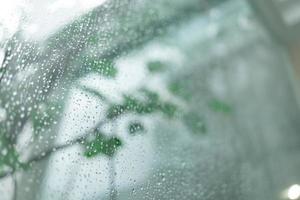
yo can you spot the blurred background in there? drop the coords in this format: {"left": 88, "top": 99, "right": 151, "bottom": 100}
{"left": 1, "top": 0, "right": 300, "bottom": 200}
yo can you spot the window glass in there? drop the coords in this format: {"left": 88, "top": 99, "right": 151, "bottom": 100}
{"left": 1, "top": 0, "right": 300, "bottom": 200}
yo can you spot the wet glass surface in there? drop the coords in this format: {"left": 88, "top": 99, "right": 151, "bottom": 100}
{"left": 1, "top": 0, "right": 300, "bottom": 200}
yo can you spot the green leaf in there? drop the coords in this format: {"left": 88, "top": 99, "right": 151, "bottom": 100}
{"left": 133, "top": 103, "right": 154, "bottom": 115}
{"left": 168, "top": 81, "right": 191, "bottom": 100}
{"left": 86, "top": 58, "right": 117, "bottom": 78}
{"left": 84, "top": 133, "right": 123, "bottom": 158}
{"left": 147, "top": 61, "right": 167, "bottom": 73}
{"left": 123, "top": 95, "right": 155, "bottom": 114}
{"left": 104, "top": 137, "right": 122, "bottom": 157}
{"left": 140, "top": 88, "right": 159, "bottom": 103}
{"left": 106, "top": 105, "right": 126, "bottom": 119}
{"left": 128, "top": 121, "right": 145, "bottom": 135}
{"left": 106, "top": 90, "right": 178, "bottom": 119}
{"left": 183, "top": 112, "right": 206, "bottom": 134}
{"left": 208, "top": 99, "right": 232, "bottom": 113}
{"left": 123, "top": 95, "right": 143, "bottom": 112}
{"left": 159, "top": 102, "right": 177, "bottom": 118}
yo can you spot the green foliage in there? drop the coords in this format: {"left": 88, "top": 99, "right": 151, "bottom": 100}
{"left": 0, "top": 135, "right": 27, "bottom": 173}
{"left": 106, "top": 89, "right": 178, "bottom": 119}
{"left": 0, "top": 146, "right": 18, "bottom": 168}
{"left": 147, "top": 61, "right": 167, "bottom": 73}
{"left": 106, "top": 104, "right": 127, "bottom": 119}
{"left": 183, "top": 112, "right": 206, "bottom": 134}
{"left": 0, "top": 67, "right": 5, "bottom": 74}
{"left": 168, "top": 81, "right": 191, "bottom": 100}
{"left": 160, "top": 102, "right": 177, "bottom": 118}
{"left": 31, "top": 101, "right": 62, "bottom": 135}
{"left": 140, "top": 88, "right": 159, "bottom": 103}
{"left": 123, "top": 95, "right": 146, "bottom": 114}
{"left": 208, "top": 99, "right": 232, "bottom": 113}
{"left": 84, "top": 58, "right": 117, "bottom": 78}
{"left": 88, "top": 34, "right": 99, "bottom": 44}
{"left": 128, "top": 121, "right": 145, "bottom": 135}
{"left": 83, "top": 132, "right": 123, "bottom": 158}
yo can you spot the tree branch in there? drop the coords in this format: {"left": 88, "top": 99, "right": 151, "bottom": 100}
{"left": 0, "top": 119, "right": 109, "bottom": 179}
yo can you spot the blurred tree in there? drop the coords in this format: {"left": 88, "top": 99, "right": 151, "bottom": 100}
{"left": 0, "top": 0, "right": 228, "bottom": 200}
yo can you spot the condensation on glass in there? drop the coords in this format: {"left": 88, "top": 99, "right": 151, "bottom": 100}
{"left": 0, "top": 0, "right": 300, "bottom": 200}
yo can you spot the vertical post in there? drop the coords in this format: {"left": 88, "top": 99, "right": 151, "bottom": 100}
{"left": 12, "top": 173, "right": 17, "bottom": 200}
{"left": 108, "top": 157, "right": 117, "bottom": 200}
{"left": 287, "top": 41, "right": 300, "bottom": 107}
